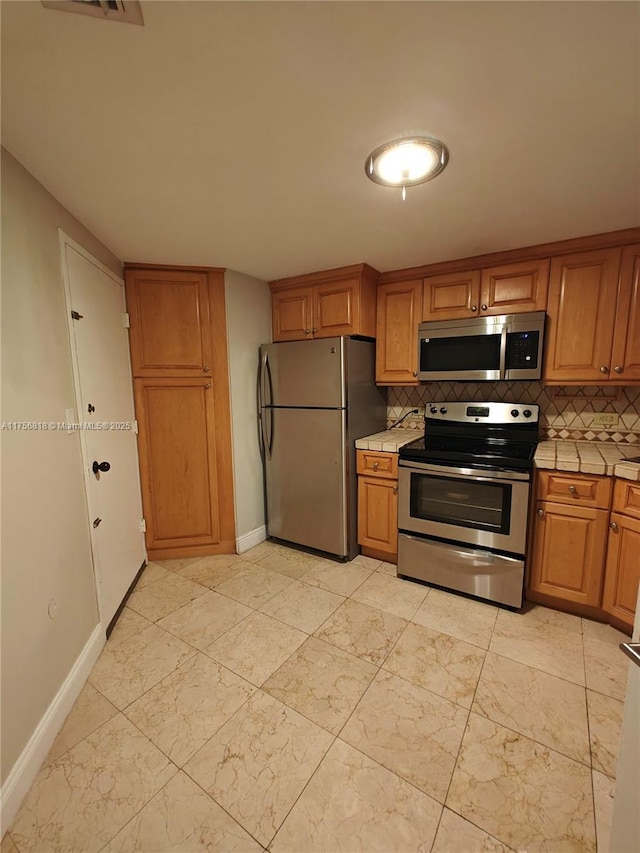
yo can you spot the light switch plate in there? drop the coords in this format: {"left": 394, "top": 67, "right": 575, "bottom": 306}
{"left": 591, "top": 413, "right": 619, "bottom": 426}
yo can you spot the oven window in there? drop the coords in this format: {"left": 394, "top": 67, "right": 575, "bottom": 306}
{"left": 419, "top": 334, "right": 501, "bottom": 373}
{"left": 410, "top": 473, "right": 512, "bottom": 534}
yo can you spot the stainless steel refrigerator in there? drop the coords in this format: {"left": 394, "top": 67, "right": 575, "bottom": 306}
{"left": 258, "top": 337, "right": 386, "bottom": 560}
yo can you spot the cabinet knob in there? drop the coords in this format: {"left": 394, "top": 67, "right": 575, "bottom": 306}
{"left": 205, "top": 383, "right": 212, "bottom": 389}
{"left": 393, "top": 485, "right": 398, "bottom": 495}
{"left": 372, "top": 461, "right": 379, "bottom": 471}
{"left": 610, "top": 521, "right": 619, "bottom": 532}
{"left": 304, "top": 329, "right": 311, "bottom": 335}
{"left": 537, "top": 508, "right": 544, "bottom": 517}
{"left": 614, "top": 365, "right": 623, "bottom": 374}
{"left": 600, "top": 366, "right": 609, "bottom": 374}
{"left": 568, "top": 485, "right": 578, "bottom": 495}
{"left": 412, "top": 370, "right": 417, "bottom": 377}
{"left": 203, "top": 366, "right": 210, "bottom": 373}
{"left": 481, "top": 304, "right": 488, "bottom": 311}
{"left": 312, "top": 328, "right": 318, "bottom": 334}
{"left": 471, "top": 305, "right": 478, "bottom": 312}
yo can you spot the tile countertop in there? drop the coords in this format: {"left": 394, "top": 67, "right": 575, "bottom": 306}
{"left": 535, "top": 440, "right": 640, "bottom": 481}
{"left": 355, "top": 429, "right": 418, "bottom": 452}
{"left": 355, "top": 432, "right": 640, "bottom": 482}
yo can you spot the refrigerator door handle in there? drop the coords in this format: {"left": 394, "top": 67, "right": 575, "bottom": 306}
{"left": 257, "top": 352, "right": 266, "bottom": 461}
{"left": 265, "top": 356, "right": 274, "bottom": 457}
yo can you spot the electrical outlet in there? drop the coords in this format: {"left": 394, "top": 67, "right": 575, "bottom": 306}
{"left": 591, "top": 413, "right": 619, "bottom": 426}
{"left": 415, "top": 405, "right": 425, "bottom": 420}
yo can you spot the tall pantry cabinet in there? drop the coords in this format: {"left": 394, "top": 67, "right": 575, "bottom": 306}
{"left": 124, "top": 264, "right": 236, "bottom": 560}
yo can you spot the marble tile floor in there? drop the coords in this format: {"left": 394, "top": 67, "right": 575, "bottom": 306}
{"left": 4, "top": 541, "right": 630, "bottom": 852}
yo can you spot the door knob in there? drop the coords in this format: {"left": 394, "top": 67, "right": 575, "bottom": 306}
{"left": 92, "top": 461, "right": 111, "bottom": 475}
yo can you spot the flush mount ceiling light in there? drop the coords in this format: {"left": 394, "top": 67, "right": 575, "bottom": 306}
{"left": 365, "top": 135, "right": 449, "bottom": 200}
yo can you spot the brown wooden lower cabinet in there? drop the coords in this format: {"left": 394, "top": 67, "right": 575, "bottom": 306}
{"left": 356, "top": 449, "right": 398, "bottom": 562}
{"left": 529, "top": 501, "right": 608, "bottom": 607}
{"left": 134, "top": 377, "right": 236, "bottom": 559}
{"left": 527, "top": 471, "right": 639, "bottom": 632}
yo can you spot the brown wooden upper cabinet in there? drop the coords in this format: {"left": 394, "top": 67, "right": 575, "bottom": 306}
{"left": 544, "top": 245, "right": 640, "bottom": 384}
{"left": 422, "top": 259, "right": 549, "bottom": 321}
{"left": 269, "top": 264, "right": 378, "bottom": 342}
{"left": 125, "top": 267, "right": 216, "bottom": 377}
{"left": 376, "top": 280, "right": 422, "bottom": 385}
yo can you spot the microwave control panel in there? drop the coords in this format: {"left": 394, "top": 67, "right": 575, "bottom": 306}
{"left": 506, "top": 331, "right": 539, "bottom": 368}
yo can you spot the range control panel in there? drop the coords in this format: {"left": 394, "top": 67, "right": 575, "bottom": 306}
{"left": 426, "top": 401, "right": 540, "bottom": 425}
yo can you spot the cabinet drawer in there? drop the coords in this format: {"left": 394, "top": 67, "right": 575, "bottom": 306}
{"left": 536, "top": 471, "right": 612, "bottom": 509}
{"left": 613, "top": 478, "right": 640, "bottom": 519}
{"left": 356, "top": 450, "right": 398, "bottom": 479}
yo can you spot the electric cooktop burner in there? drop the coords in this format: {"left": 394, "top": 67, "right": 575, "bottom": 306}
{"left": 399, "top": 400, "right": 540, "bottom": 473}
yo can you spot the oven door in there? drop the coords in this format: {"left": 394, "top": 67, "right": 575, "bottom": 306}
{"left": 398, "top": 460, "right": 530, "bottom": 555}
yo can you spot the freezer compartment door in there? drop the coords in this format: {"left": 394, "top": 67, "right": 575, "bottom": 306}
{"left": 260, "top": 339, "right": 345, "bottom": 408}
{"left": 265, "top": 407, "right": 347, "bottom": 556}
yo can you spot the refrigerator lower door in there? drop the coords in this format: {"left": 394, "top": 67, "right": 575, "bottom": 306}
{"left": 265, "top": 407, "right": 347, "bottom": 557}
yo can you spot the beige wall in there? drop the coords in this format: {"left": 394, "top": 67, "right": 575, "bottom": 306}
{"left": 0, "top": 149, "right": 122, "bottom": 783}
{"left": 224, "top": 270, "right": 272, "bottom": 541}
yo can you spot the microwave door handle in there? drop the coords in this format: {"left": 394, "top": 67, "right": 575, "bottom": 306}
{"left": 499, "top": 325, "right": 508, "bottom": 380}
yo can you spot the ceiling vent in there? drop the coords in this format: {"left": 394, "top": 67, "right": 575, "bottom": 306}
{"left": 41, "top": 1, "right": 144, "bottom": 26}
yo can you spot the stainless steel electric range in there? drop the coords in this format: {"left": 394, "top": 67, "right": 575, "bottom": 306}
{"left": 397, "top": 401, "right": 540, "bottom": 608}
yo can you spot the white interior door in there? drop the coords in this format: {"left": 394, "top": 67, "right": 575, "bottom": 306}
{"left": 610, "top": 584, "right": 640, "bottom": 852}
{"left": 61, "top": 234, "right": 146, "bottom": 628}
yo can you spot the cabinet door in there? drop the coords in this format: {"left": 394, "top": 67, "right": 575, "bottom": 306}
{"left": 529, "top": 501, "right": 608, "bottom": 606}
{"left": 611, "top": 243, "right": 640, "bottom": 382}
{"left": 125, "top": 269, "right": 212, "bottom": 377}
{"left": 376, "top": 280, "right": 422, "bottom": 384}
{"left": 422, "top": 270, "right": 481, "bottom": 320}
{"left": 544, "top": 248, "right": 622, "bottom": 382}
{"left": 134, "top": 378, "right": 221, "bottom": 553}
{"left": 480, "top": 259, "right": 549, "bottom": 316}
{"left": 313, "top": 279, "right": 357, "bottom": 338}
{"left": 357, "top": 475, "right": 398, "bottom": 556}
{"left": 602, "top": 512, "right": 640, "bottom": 630}
{"left": 272, "top": 287, "right": 313, "bottom": 342}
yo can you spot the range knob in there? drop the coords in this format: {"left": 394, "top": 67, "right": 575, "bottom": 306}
{"left": 523, "top": 409, "right": 532, "bottom": 418}
{"left": 440, "top": 406, "right": 448, "bottom": 414}
{"left": 511, "top": 409, "right": 520, "bottom": 418}
{"left": 430, "top": 406, "right": 438, "bottom": 414}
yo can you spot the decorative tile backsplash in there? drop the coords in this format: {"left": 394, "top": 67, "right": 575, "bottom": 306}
{"left": 387, "top": 383, "right": 640, "bottom": 444}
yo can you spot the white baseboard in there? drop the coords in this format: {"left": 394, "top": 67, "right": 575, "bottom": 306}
{"left": 0, "top": 623, "right": 105, "bottom": 835}
{"left": 236, "top": 525, "right": 267, "bottom": 554}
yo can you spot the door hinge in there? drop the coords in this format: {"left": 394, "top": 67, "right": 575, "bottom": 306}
{"left": 133, "top": 419, "right": 139, "bottom": 435}
{"left": 140, "top": 518, "right": 146, "bottom": 533}
{"left": 71, "top": 310, "right": 83, "bottom": 321}
{"left": 123, "top": 312, "right": 130, "bottom": 329}
{"left": 93, "top": 517, "right": 102, "bottom": 528}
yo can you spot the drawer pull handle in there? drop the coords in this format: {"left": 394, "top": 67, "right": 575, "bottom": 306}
{"left": 610, "top": 521, "right": 619, "bottom": 532}
{"left": 372, "top": 462, "right": 379, "bottom": 471}
{"left": 537, "top": 508, "right": 544, "bottom": 517}
{"left": 568, "top": 485, "right": 578, "bottom": 495}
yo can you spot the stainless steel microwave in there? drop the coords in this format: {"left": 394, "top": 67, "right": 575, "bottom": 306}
{"left": 417, "top": 311, "right": 546, "bottom": 382}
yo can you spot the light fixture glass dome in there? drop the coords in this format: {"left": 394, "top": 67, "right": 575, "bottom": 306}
{"left": 365, "top": 136, "right": 449, "bottom": 192}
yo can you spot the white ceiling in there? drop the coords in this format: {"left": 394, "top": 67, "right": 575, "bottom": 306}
{"left": 2, "top": 1, "right": 639, "bottom": 281}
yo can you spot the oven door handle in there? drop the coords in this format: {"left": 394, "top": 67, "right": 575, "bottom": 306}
{"left": 398, "top": 460, "right": 530, "bottom": 483}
